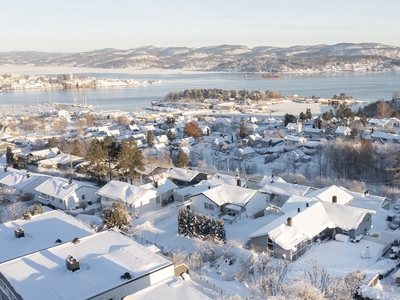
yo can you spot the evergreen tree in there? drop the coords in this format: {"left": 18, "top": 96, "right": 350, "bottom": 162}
{"left": 299, "top": 111, "right": 307, "bottom": 122}
{"left": 147, "top": 130, "right": 154, "bottom": 146}
{"left": 102, "top": 200, "right": 133, "bottom": 229}
{"left": 391, "top": 110, "right": 400, "bottom": 120}
{"left": 6, "top": 147, "right": 14, "bottom": 164}
{"left": 284, "top": 113, "right": 297, "bottom": 126}
{"left": 86, "top": 139, "right": 107, "bottom": 186}
{"left": 130, "top": 119, "right": 135, "bottom": 125}
{"left": 176, "top": 151, "right": 189, "bottom": 167}
{"left": 167, "top": 129, "right": 175, "bottom": 141}
{"left": 103, "top": 136, "right": 119, "bottom": 180}
{"left": 306, "top": 108, "right": 312, "bottom": 120}
{"left": 239, "top": 117, "right": 248, "bottom": 139}
{"left": 117, "top": 139, "right": 144, "bottom": 183}
{"left": 48, "top": 137, "right": 58, "bottom": 148}
{"left": 72, "top": 139, "right": 84, "bottom": 157}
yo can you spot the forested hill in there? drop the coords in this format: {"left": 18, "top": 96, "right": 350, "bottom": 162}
{"left": 1, "top": 43, "right": 400, "bottom": 72}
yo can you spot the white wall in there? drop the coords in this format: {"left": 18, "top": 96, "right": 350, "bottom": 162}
{"left": 20, "top": 176, "right": 50, "bottom": 195}
{"left": 190, "top": 194, "right": 219, "bottom": 216}
{"left": 245, "top": 192, "right": 268, "bottom": 217}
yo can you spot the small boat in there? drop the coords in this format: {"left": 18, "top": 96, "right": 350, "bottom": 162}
{"left": 244, "top": 75, "right": 249, "bottom": 78}
{"left": 262, "top": 74, "right": 281, "bottom": 78}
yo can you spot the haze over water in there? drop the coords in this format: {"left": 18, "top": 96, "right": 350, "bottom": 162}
{"left": 0, "top": 72, "right": 399, "bottom": 112}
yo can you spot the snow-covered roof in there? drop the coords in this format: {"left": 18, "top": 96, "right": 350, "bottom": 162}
{"left": 141, "top": 177, "right": 178, "bottom": 193}
{"left": 124, "top": 277, "right": 210, "bottom": 300}
{"left": 35, "top": 177, "right": 93, "bottom": 200}
{"left": 279, "top": 195, "right": 319, "bottom": 214}
{"left": 305, "top": 185, "right": 354, "bottom": 205}
{"left": 341, "top": 188, "right": 387, "bottom": 211}
{"left": 257, "top": 175, "right": 286, "bottom": 187}
{"left": 98, "top": 180, "right": 157, "bottom": 205}
{"left": 237, "top": 147, "right": 255, "bottom": 155}
{"left": 0, "top": 167, "right": 47, "bottom": 190}
{"left": 335, "top": 126, "right": 351, "bottom": 135}
{"left": 0, "top": 230, "right": 172, "bottom": 300}
{"left": 210, "top": 173, "right": 248, "bottom": 187}
{"left": 199, "top": 183, "right": 259, "bottom": 206}
{"left": 260, "top": 181, "right": 310, "bottom": 197}
{"left": 371, "top": 131, "right": 399, "bottom": 140}
{"left": 0, "top": 210, "right": 93, "bottom": 263}
{"left": 166, "top": 168, "right": 200, "bottom": 182}
{"left": 285, "top": 135, "right": 306, "bottom": 142}
{"left": 38, "top": 153, "right": 85, "bottom": 167}
{"left": 248, "top": 202, "right": 374, "bottom": 250}
{"left": 28, "top": 147, "right": 59, "bottom": 158}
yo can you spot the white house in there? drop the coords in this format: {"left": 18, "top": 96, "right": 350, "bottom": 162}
{"left": 305, "top": 185, "right": 355, "bottom": 206}
{"left": 98, "top": 180, "right": 161, "bottom": 214}
{"left": 35, "top": 178, "right": 99, "bottom": 210}
{"left": 286, "top": 122, "right": 302, "bottom": 133}
{"left": 187, "top": 184, "right": 268, "bottom": 221}
{"left": 141, "top": 177, "right": 178, "bottom": 202}
{"left": 284, "top": 135, "right": 307, "bottom": 146}
{"left": 0, "top": 230, "right": 174, "bottom": 300}
{"left": 335, "top": 126, "right": 351, "bottom": 136}
{"left": 0, "top": 166, "right": 50, "bottom": 196}
{"left": 234, "top": 147, "right": 255, "bottom": 159}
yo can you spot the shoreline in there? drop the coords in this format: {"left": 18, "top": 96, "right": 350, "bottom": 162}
{"left": 1, "top": 65, "right": 398, "bottom": 76}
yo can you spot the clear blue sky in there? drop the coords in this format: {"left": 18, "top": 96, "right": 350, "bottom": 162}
{"left": 2, "top": 0, "right": 399, "bottom": 52}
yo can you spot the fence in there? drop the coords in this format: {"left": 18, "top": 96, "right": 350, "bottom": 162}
{"left": 362, "top": 235, "right": 391, "bottom": 256}
{"left": 188, "top": 269, "right": 223, "bottom": 295}
{"left": 126, "top": 234, "right": 164, "bottom": 253}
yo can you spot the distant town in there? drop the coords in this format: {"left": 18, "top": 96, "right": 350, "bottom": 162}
{"left": 1, "top": 85, "right": 400, "bottom": 299}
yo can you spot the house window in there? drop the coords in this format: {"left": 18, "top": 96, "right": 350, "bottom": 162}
{"left": 82, "top": 195, "right": 86, "bottom": 200}
{"left": 52, "top": 196, "right": 55, "bottom": 201}
{"left": 267, "top": 237, "right": 273, "bottom": 251}
{"left": 204, "top": 203, "right": 214, "bottom": 210}
{"left": 342, "top": 230, "right": 349, "bottom": 235}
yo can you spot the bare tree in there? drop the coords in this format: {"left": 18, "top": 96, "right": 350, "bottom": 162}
{"left": 375, "top": 101, "right": 393, "bottom": 119}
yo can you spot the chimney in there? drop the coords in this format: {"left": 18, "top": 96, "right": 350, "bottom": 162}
{"left": 208, "top": 185, "right": 210, "bottom": 189}
{"left": 297, "top": 208, "right": 301, "bottom": 213}
{"left": 365, "top": 190, "right": 370, "bottom": 196}
{"left": 332, "top": 196, "right": 337, "bottom": 203}
{"left": 294, "top": 181, "right": 298, "bottom": 185}
{"left": 4, "top": 166, "right": 8, "bottom": 172}
{"left": 14, "top": 227, "right": 25, "bottom": 238}
{"left": 306, "top": 203, "right": 309, "bottom": 207}
{"left": 26, "top": 172, "right": 31, "bottom": 179}
{"left": 154, "top": 181, "right": 158, "bottom": 188}
{"left": 66, "top": 255, "right": 80, "bottom": 272}
{"left": 69, "top": 178, "right": 73, "bottom": 185}
{"left": 237, "top": 179, "right": 242, "bottom": 187}
{"left": 287, "top": 217, "right": 292, "bottom": 227}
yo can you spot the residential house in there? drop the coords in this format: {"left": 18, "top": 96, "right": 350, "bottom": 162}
{"left": 141, "top": 177, "right": 178, "bottom": 202}
{"left": 304, "top": 185, "right": 355, "bottom": 206}
{"left": 286, "top": 122, "right": 302, "bottom": 133}
{"left": 187, "top": 184, "right": 268, "bottom": 221}
{"left": 166, "top": 168, "right": 209, "bottom": 186}
{"left": 0, "top": 125, "right": 13, "bottom": 135}
{"left": 335, "top": 126, "right": 351, "bottom": 136}
{"left": 0, "top": 230, "right": 174, "bottom": 300}
{"left": 35, "top": 178, "right": 99, "bottom": 210}
{"left": 371, "top": 131, "right": 399, "bottom": 143}
{"left": 284, "top": 135, "right": 307, "bottom": 146}
{"left": 38, "top": 153, "right": 86, "bottom": 170}
{"left": 234, "top": 147, "right": 255, "bottom": 160}
{"left": 0, "top": 166, "right": 50, "bottom": 196}
{"left": 248, "top": 134, "right": 263, "bottom": 147}
{"left": 26, "top": 147, "right": 60, "bottom": 164}
{"left": 98, "top": 180, "right": 161, "bottom": 214}
{"left": 259, "top": 180, "right": 310, "bottom": 207}
{"left": 248, "top": 201, "right": 374, "bottom": 261}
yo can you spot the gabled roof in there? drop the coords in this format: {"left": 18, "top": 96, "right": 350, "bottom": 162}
{"left": 0, "top": 210, "right": 93, "bottom": 263}
{"left": 305, "top": 185, "right": 354, "bottom": 205}
{"left": 166, "top": 168, "right": 200, "bottom": 182}
{"left": 198, "top": 183, "right": 259, "bottom": 207}
{"left": 260, "top": 181, "right": 310, "bottom": 197}
{"left": 98, "top": 180, "right": 157, "bottom": 205}
{"left": 0, "top": 167, "right": 48, "bottom": 190}
{"left": 248, "top": 202, "right": 374, "bottom": 250}
{"left": 35, "top": 178, "right": 93, "bottom": 200}
{"left": 335, "top": 126, "right": 351, "bottom": 135}
{"left": 141, "top": 177, "right": 178, "bottom": 193}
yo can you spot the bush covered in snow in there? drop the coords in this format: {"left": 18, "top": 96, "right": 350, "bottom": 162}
{"left": 178, "top": 209, "right": 226, "bottom": 243}
{"left": 389, "top": 239, "right": 400, "bottom": 259}
{"left": 22, "top": 204, "right": 45, "bottom": 220}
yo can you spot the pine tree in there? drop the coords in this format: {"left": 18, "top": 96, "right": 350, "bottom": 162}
{"left": 176, "top": 151, "right": 189, "bottom": 167}
{"left": 167, "top": 129, "right": 175, "bottom": 141}
{"left": 147, "top": 130, "right": 154, "bottom": 146}
{"left": 306, "top": 108, "right": 312, "bottom": 120}
{"left": 102, "top": 200, "right": 133, "bottom": 229}
{"left": 72, "top": 139, "right": 84, "bottom": 157}
{"left": 86, "top": 139, "right": 107, "bottom": 186}
{"left": 48, "top": 137, "right": 58, "bottom": 148}
{"left": 117, "top": 139, "right": 144, "bottom": 183}
{"left": 239, "top": 117, "right": 248, "bottom": 139}
{"left": 103, "top": 136, "right": 119, "bottom": 180}
{"left": 6, "top": 147, "right": 14, "bottom": 164}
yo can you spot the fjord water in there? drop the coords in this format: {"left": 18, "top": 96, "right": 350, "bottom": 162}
{"left": 0, "top": 72, "right": 399, "bottom": 112}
